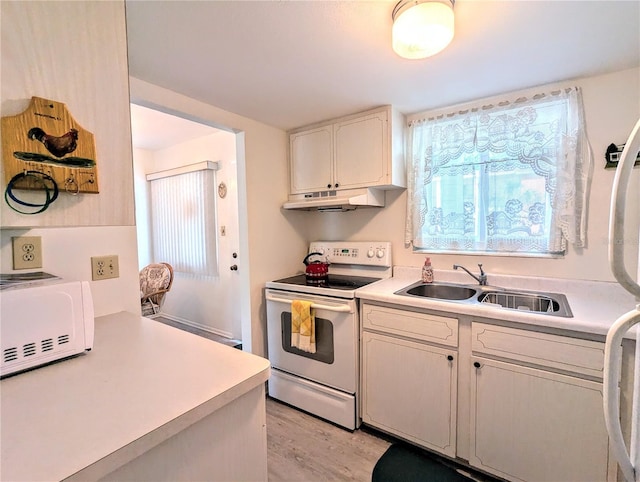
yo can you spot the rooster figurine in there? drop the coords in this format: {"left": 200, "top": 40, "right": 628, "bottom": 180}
{"left": 27, "top": 127, "right": 78, "bottom": 158}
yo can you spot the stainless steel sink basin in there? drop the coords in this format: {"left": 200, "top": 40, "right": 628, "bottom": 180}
{"left": 395, "top": 282, "right": 479, "bottom": 301}
{"left": 395, "top": 281, "right": 573, "bottom": 317}
{"left": 478, "top": 290, "right": 573, "bottom": 317}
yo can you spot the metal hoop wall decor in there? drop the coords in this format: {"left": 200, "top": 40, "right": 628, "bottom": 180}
{"left": 4, "top": 170, "right": 59, "bottom": 214}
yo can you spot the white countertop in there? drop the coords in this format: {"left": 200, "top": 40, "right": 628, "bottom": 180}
{"left": 356, "top": 267, "right": 640, "bottom": 339}
{"left": 0, "top": 311, "right": 271, "bottom": 482}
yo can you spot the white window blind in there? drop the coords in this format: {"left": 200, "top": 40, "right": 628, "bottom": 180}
{"left": 149, "top": 163, "right": 218, "bottom": 276}
{"left": 405, "top": 87, "right": 592, "bottom": 256}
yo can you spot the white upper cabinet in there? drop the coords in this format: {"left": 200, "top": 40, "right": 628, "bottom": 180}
{"left": 333, "top": 112, "right": 387, "bottom": 190}
{"left": 290, "top": 125, "right": 333, "bottom": 193}
{"left": 288, "top": 106, "right": 405, "bottom": 195}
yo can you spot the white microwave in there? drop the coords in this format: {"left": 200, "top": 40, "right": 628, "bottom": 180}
{"left": 0, "top": 280, "right": 94, "bottom": 377}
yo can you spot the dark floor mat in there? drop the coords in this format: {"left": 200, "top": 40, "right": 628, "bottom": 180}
{"left": 372, "top": 443, "right": 472, "bottom": 482}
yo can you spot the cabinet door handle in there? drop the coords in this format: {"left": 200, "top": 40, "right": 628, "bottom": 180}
{"left": 447, "top": 355, "right": 454, "bottom": 361}
{"left": 327, "top": 183, "right": 332, "bottom": 189}
{"left": 230, "top": 264, "right": 238, "bottom": 271}
{"left": 334, "top": 183, "right": 339, "bottom": 188}
{"left": 473, "top": 361, "right": 481, "bottom": 368}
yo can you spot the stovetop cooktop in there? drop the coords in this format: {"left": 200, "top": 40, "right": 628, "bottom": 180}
{"left": 272, "top": 274, "right": 381, "bottom": 291}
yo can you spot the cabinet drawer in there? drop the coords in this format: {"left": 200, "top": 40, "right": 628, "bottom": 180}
{"left": 471, "top": 322, "right": 604, "bottom": 378}
{"left": 362, "top": 304, "right": 458, "bottom": 347}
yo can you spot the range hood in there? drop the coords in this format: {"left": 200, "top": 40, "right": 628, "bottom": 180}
{"left": 282, "top": 187, "right": 385, "bottom": 211}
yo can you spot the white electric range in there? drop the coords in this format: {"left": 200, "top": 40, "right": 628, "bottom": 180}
{"left": 265, "top": 241, "right": 392, "bottom": 430}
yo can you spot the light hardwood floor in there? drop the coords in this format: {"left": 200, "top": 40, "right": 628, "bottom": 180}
{"left": 266, "top": 397, "right": 391, "bottom": 481}
{"left": 265, "top": 398, "right": 498, "bottom": 482}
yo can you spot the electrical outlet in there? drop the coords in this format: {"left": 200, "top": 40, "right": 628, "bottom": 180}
{"left": 12, "top": 236, "right": 43, "bottom": 270}
{"left": 91, "top": 255, "right": 120, "bottom": 281}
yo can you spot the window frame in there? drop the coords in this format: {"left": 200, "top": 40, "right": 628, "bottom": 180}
{"left": 405, "top": 87, "right": 591, "bottom": 258}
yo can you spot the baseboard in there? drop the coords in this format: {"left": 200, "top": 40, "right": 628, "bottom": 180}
{"left": 159, "top": 313, "right": 234, "bottom": 339}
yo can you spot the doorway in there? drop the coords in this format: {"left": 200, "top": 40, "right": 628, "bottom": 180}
{"left": 131, "top": 103, "right": 243, "bottom": 342}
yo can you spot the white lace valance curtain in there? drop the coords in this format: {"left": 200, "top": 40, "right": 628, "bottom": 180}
{"left": 405, "top": 87, "right": 592, "bottom": 254}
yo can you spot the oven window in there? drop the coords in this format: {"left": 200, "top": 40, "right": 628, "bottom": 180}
{"left": 280, "top": 313, "right": 334, "bottom": 364}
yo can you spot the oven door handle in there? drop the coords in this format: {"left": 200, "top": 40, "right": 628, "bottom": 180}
{"left": 265, "top": 294, "right": 354, "bottom": 313}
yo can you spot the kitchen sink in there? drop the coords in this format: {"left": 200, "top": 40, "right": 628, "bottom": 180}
{"left": 478, "top": 290, "right": 573, "bottom": 317}
{"left": 395, "top": 282, "right": 479, "bottom": 301}
{"left": 395, "top": 281, "right": 573, "bottom": 317}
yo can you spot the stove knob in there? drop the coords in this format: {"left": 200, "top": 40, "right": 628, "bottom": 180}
{"left": 376, "top": 249, "right": 385, "bottom": 258}
{"left": 367, "top": 249, "right": 375, "bottom": 258}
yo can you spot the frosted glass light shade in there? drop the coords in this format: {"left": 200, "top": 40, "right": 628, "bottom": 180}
{"left": 392, "top": 0, "right": 455, "bottom": 59}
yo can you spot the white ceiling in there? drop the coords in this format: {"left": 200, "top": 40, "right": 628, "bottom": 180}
{"left": 125, "top": 0, "right": 640, "bottom": 133}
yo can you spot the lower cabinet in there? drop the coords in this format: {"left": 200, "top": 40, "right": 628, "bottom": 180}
{"left": 360, "top": 303, "right": 617, "bottom": 482}
{"left": 469, "top": 356, "right": 611, "bottom": 482}
{"left": 468, "top": 321, "right": 614, "bottom": 482}
{"left": 361, "top": 331, "right": 457, "bottom": 457}
{"left": 360, "top": 303, "right": 459, "bottom": 457}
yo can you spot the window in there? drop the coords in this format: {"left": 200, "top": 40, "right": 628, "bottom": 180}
{"left": 405, "top": 87, "right": 591, "bottom": 256}
{"left": 148, "top": 163, "right": 218, "bottom": 276}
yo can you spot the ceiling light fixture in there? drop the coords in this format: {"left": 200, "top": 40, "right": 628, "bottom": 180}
{"left": 392, "top": 0, "right": 455, "bottom": 60}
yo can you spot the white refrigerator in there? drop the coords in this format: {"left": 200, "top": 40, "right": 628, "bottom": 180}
{"left": 604, "top": 118, "right": 640, "bottom": 482}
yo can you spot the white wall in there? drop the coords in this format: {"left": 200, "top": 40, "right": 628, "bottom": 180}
{"left": 303, "top": 67, "right": 640, "bottom": 284}
{"left": 129, "top": 78, "right": 309, "bottom": 356}
{"left": 1, "top": 1, "right": 139, "bottom": 317}
{"left": 133, "top": 148, "right": 153, "bottom": 268}
{"left": 134, "top": 131, "right": 243, "bottom": 339}
{"left": 1, "top": 0, "right": 134, "bottom": 228}
{"left": 0, "top": 227, "right": 140, "bottom": 316}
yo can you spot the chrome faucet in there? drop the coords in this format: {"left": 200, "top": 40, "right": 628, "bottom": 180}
{"left": 453, "top": 263, "right": 487, "bottom": 286}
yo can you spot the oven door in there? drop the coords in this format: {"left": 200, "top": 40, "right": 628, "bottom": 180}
{"left": 265, "top": 288, "right": 358, "bottom": 393}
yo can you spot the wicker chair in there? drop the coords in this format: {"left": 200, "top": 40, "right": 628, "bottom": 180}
{"left": 140, "top": 263, "right": 174, "bottom": 317}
